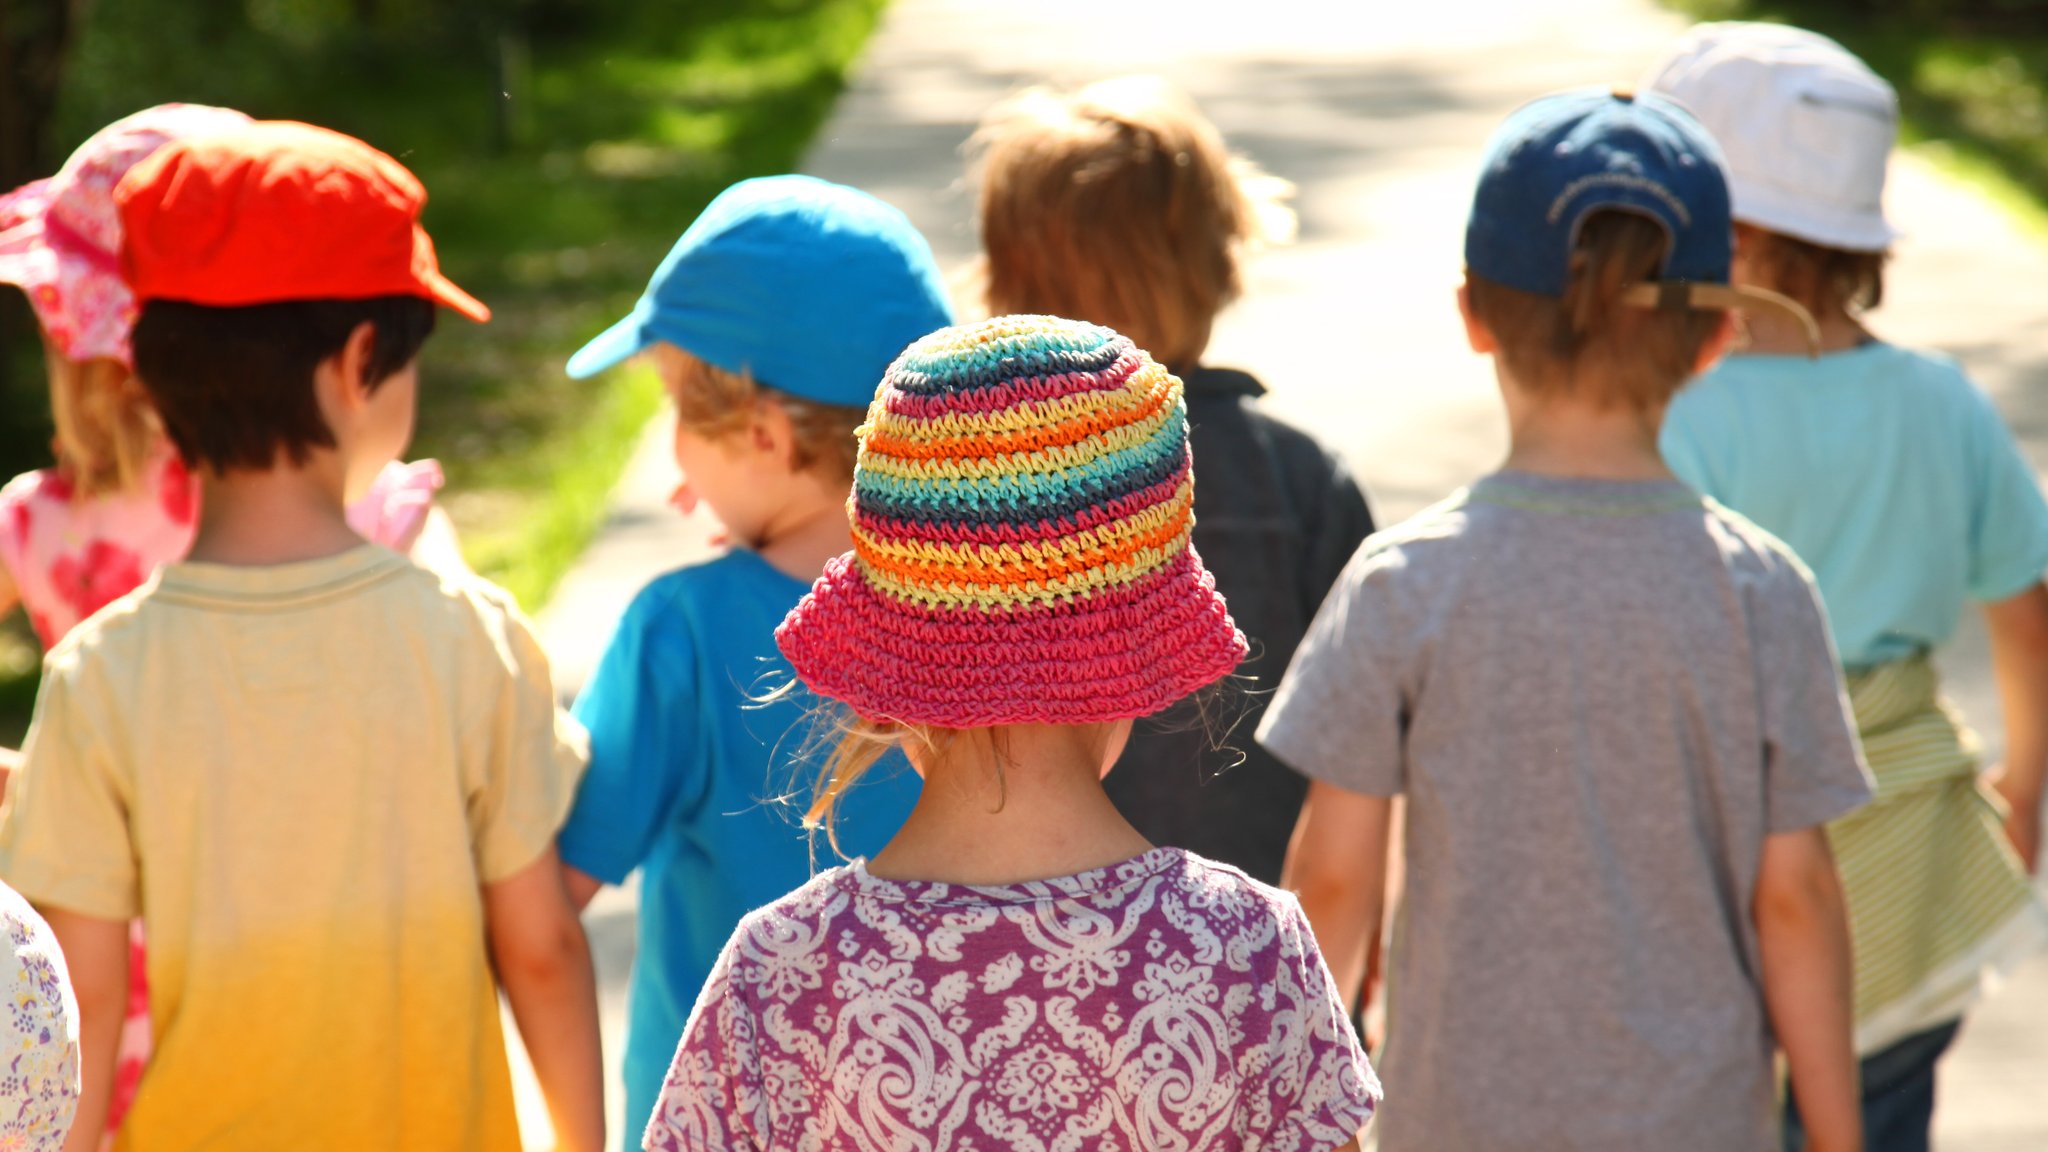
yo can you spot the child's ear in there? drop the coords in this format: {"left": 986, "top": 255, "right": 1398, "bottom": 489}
{"left": 1693, "top": 311, "right": 1738, "bottom": 376}
{"left": 1455, "top": 282, "right": 1497, "bottom": 354}
{"left": 750, "top": 397, "right": 798, "bottom": 467}
{"left": 314, "top": 321, "right": 380, "bottom": 418}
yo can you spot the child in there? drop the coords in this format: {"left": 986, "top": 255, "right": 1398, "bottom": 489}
{"left": 552, "top": 174, "right": 946, "bottom": 1142}
{"left": 1261, "top": 89, "right": 1874, "bottom": 1151}
{"left": 0, "top": 879, "right": 78, "bottom": 1150}
{"left": 972, "top": 76, "right": 1374, "bottom": 885}
{"left": 0, "top": 104, "right": 464, "bottom": 654}
{"left": 1648, "top": 23, "right": 2048, "bottom": 1149}
{"left": 0, "top": 102, "right": 464, "bottom": 1140}
{"left": 0, "top": 121, "right": 599, "bottom": 1151}
{"left": 644, "top": 314, "right": 1381, "bottom": 1152}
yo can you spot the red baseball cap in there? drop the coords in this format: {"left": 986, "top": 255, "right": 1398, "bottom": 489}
{"left": 113, "top": 120, "right": 489, "bottom": 322}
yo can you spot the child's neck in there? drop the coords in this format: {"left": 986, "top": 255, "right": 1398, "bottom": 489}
{"left": 1499, "top": 375, "right": 1673, "bottom": 482}
{"left": 866, "top": 724, "right": 1153, "bottom": 886}
{"left": 755, "top": 469, "right": 857, "bottom": 583}
{"left": 186, "top": 457, "right": 361, "bottom": 566}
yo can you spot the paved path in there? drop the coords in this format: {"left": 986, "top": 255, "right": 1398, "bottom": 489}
{"left": 523, "top": 1, "right": 2048, "bottom": 1145}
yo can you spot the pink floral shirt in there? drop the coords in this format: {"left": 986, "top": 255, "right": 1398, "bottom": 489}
{"left": 0, "top": 454, "right": 444, "bottom": 648}
{"left": 647, "top": 847, "right": 1378, "bottom": 1152}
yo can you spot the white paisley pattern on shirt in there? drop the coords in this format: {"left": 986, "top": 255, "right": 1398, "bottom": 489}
{"left": 646, "top": 848, "right": 1378, "bottom": 1152}
{"left": 0, "top": 883, "right": 80, "bottom": 1150}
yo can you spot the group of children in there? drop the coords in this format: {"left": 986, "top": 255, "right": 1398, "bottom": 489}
{"left": 0, "top": 16, "right": 2039, "bottom": 1152}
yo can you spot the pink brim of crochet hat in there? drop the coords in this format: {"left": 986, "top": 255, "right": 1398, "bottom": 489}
{"left": 777, "top": 546, "right": 1246, "bottom": 729}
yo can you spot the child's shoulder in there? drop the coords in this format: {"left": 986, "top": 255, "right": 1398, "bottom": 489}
{"left": 613, "top": 550, "right": 799, "bottom": 644}
{"left": 1697, "top": 498, "right": 1823, "bottom": 596}
{"left": 1345, "top": 490, "right": 1479, "bottom": 573}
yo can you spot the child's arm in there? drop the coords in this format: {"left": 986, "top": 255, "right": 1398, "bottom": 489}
{"left": 42, "top": 908, "right": 127, "bottom": 1152}
{"left": 1984, "top": 582, "right": 2048, "bottom": 872}
{"left": 1754, "top": 826, "right": 1861, "bottom": 1152}
{"left": 1282, "top": 781, "right": 1394, "bottom": 1014}
{"left": 562, "top": 864, "right": 605, "bottom": 912}
{"left": 485, "top": 847, "right": 604, "bottom": 1152}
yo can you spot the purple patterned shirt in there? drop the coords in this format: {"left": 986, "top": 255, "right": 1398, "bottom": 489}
{"left": 646, "top": 847, "right": 1378, "bottom": 1152}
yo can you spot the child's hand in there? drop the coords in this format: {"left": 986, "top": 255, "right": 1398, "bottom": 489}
{"left": 1991, "top": 768, "right": 2042, "bottom": 874}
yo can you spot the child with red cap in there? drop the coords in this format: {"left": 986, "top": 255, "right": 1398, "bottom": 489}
{"left": 0, "top": 122, "right": 599, "bottom": 1151}
{"left": 0, "top": 102, "right": 474, "bottom": 1145}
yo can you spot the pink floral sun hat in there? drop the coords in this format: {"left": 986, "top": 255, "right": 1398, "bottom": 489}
{"left": 0, "top": 103, "right": 251, "bottom": 366}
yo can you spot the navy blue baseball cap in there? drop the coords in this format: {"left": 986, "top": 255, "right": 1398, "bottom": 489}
{"left": 567, "top": 175, "right": 955, "bottom": 404}
{"left": 1467, "top": 87, "right": 1731, "bottom": 294}
{"left": 1465, "top": 86, "right": 1817, "bottom": 348}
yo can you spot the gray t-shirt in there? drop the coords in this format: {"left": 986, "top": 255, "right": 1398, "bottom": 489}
{"left": 1257, "top": 472, "right": 1872, "bottom": 1152}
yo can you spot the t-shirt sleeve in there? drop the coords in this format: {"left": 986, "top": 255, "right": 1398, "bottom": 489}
{"left": 1962, "top": 386, "right": 2048, "bottom": 603}
{"left": 1257, "top": 541, "right": 1410, "bottom": 795}
{"left": 1755, "top": 560, "right": 1873, "bottom": 833}
{"left": 0, "top": 653, "right": 137, "bottom": 920}
{"left": 1238, "top": 895, "right": 1381, "bottom": 1146}
{"left": 642, "top": 941, "right": 764, "bottom": 1152}
{"left": 558, "top": 589, "right": 700, "bottom": 885}
{"left": 462, "top": 588, "right": 591, "bottom": 883}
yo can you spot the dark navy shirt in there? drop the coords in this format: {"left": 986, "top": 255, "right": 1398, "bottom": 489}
{"left": 1104, "top": 366, "right": 1374, "bottom": 883}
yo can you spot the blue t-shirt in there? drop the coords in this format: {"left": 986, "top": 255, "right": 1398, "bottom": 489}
{"left": 556, "top": 550, "right": 920, "bottom": 1140}
{"left": 1662, "top": 343, "right": 2048, "bottom": 669}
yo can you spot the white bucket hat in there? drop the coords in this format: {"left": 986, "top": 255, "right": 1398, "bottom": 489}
{"left": 1643, "top": 21, "right": 1899, "bottom": 253}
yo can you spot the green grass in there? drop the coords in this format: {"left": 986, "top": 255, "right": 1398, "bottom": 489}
{"left": 0, "top": 0, "right": 888, "bottom": 739}
{"left": 1663, "top": 1, "right": 2048, "bottom": 241}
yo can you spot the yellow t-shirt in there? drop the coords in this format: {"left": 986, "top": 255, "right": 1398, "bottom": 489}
{"left": 0, "top": 546, "right": 588, "bottom": 1151}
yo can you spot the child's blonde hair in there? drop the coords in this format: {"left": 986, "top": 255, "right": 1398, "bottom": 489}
{"left": 660, "top": 345, "right": 862, "bottom": 477}
{"left": 1466, "top": 211, "right": 1724, "bottom": 411}
{"left": 972, "top": 75, "right": 1294, "bottom": 370}
{"left": 44, "top": 345, "right": 161, "bottom": 499}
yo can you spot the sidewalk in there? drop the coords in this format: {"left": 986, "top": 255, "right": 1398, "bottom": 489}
{"left": 528, "top": 1, "right": 2048, "bottom": 1146}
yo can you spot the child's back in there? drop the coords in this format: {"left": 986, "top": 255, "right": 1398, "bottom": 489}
{"left": 653, "top": 848, "right": 1363, "bottom": 1150}
{"left": 1264, "top": 90, "right": 1872, "bottom": 1150}
{"left": 9, "top": 548, "right": 577, "bottom": 1144}
{"left": 564, "top": 549, "right": 920, "bottom": 1125}
{"left": 1666, "top": 344, "right": 2044, "bottom": 670}
{"left": 1265, "top": 475, "right": 1863, "bottom": 1147}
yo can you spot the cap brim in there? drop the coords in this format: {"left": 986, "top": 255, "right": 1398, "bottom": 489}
{"left": 420, "top": 267, "right": 490, "bottom": 323}
{"left": 564, "top": 305, "right": 652, "bottom": 379}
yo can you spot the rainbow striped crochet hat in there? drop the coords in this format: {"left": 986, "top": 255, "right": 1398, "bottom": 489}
{"left": 776, "top": 314, "right": 1247, "bottom": 729}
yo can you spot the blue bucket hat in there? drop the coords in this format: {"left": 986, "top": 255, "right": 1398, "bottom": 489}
{"left": 566, "top": 175, "right": 955, "bottom": 404}
{"left": 1465, "top": 86, "right": 1816, "bottom": 347}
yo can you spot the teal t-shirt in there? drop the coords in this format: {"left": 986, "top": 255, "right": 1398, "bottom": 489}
{"left": 556, "top": 550, "right": 920, "bottom": 1143}
{"left": 1662, "top": 343, "right": 2048, "bottom": 669}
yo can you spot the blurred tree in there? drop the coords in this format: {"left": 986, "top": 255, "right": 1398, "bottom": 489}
{"left": 0, "top": 0, "right": 74, "bottom": 190}
{"left": 0, "top": 0, "right": 77, "bottom": 401}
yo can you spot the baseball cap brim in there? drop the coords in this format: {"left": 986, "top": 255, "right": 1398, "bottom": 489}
{"left": 420, "top": 265, "right": 490, "bottom": 323}
{"left": 564, "top": 302, "right": 652, "bottom": 379}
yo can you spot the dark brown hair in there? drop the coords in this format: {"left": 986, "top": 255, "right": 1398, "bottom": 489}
{"left": 132, "top": 295, "right": 435, "bottom": 473}
{"left": 1465, "top": 211, "right": 1724, "bottom": 410}
{"left": 1736, "top": 223, "right": 1887, "bottom": 316}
